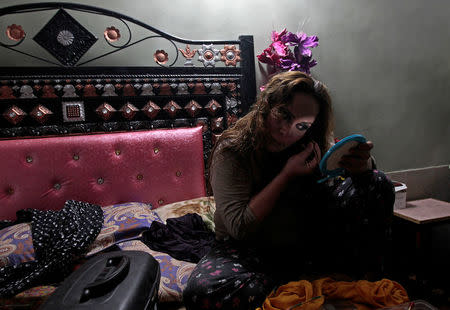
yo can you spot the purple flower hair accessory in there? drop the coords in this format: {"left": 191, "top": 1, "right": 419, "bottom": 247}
{"left": 257, "top": 28, "right": 319, "bottom": 76}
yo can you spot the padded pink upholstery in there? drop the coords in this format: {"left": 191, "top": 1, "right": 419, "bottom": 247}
{"left": 0, "top": 127, "right": 206, "bottom": 220}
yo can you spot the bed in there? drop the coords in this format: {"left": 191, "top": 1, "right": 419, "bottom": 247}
{"left": 0, "top": 2, "right": 256, "bottom": 308}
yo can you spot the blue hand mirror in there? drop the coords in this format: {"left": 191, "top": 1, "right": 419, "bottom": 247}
{"left": 318, "top": 134, "right": 367, "bottom": 183}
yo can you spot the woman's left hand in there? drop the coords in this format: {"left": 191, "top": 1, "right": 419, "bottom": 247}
{"left": 339, "top": 141, "right": 374, "bottom": 175}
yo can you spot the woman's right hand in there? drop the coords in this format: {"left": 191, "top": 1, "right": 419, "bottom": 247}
{"left": 281, "top": 141, "right": 321, "bottom": 180}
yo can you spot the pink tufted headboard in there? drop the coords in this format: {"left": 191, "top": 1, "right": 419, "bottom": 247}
{"left": 0, "top": 126, "right": 206, "bottom": 220}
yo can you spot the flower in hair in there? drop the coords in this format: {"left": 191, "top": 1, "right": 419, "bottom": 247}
{"left": 257, "top": 28, "right": 319, "bottom": 74}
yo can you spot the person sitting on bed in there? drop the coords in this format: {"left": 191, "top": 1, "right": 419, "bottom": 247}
{"left": 183, "top": 71, "right": 395, "bottom": 310}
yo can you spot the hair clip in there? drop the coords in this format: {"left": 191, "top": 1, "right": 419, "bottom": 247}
{"left": 313, "top": 79, "right": 323, "bottom": 92}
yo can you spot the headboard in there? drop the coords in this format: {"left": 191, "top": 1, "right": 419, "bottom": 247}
{"left": 0, "top": 127, "right": 206, "bottom": 220}
{"left": 0, "top": 2, "right": 256, "bottom": 155}
{"left": 0, "top": 3, "right": 256, "bottom": 220}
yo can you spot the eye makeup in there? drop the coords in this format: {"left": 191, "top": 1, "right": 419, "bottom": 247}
{"left": 295, "top": 122, "right": 312, "bottom": 131}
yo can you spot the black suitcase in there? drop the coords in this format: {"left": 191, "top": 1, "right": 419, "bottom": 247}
{"left": 40, "top": 251, "right": 160, "bottom": 310}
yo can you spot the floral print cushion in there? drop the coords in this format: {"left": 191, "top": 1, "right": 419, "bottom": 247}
{"left": 117, "top": 240, "right": 196, "bottom": 303}
{"left": 86, "top": 202, "right": 161, "bottom": 256}
{"left": 0, "top": 223, "right": 34, "bottom": 268}
{"left": 153, "top": 196, "right": 216, "bottom": 232}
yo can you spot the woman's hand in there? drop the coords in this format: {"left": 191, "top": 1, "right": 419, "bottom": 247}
{"left": 250, "top": 142, "right": 321, "bottom": 221}
{"left": 339, "top": 141, "right": 374, "bottom": 175}
{"left": 282, "top": 141, "right": 321, "bottom": 180}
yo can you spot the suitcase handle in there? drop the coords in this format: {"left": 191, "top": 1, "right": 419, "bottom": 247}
{"left": 80, "top": 255, "right": 130, "bottom": 302}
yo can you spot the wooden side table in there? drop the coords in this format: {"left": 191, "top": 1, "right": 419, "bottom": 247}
{"left": 394, "top": 198, "right": 450, "bottom": 224}
{"left": 393, "top": 198, "right": 450, "bottom": 299}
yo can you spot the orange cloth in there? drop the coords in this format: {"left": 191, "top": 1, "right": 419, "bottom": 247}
{"left": 257, "top": 278, "right": 409, "bottom": 310}
{"left": 258, "top": 280, "right": 324, "bottom": 310}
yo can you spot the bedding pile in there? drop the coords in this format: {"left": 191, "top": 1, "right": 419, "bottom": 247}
{"left": 0, "top": 197, "right": 217, "bottom": 306}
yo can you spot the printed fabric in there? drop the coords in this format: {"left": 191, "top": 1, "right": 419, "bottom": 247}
{"left": 0, "top": 200, "right": 103, "bottom": 298}
{"left": 183, "top": 240, "right": 274, "bottom": 310}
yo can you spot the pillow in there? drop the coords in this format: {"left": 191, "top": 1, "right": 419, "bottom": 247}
{"left": 153, "top": 196, "right": 216, "bottom": 231}
{"left": 86, "top": 202, "right": 162, "bottom": 256}
{"left": 0, "top": 223, "right": 35, "bottom": 268}
{"left": 0, "top": 202, "right": 161, "bottom": 267}
{"left": 117, "top": 240, "right": 196, "bottom": 303}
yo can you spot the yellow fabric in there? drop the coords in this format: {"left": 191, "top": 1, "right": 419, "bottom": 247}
{"left": 260, "top": 280, "right": 323, "bottom": 310}
{"left": 257, "top": 278, "right": 409, "bottom": 310}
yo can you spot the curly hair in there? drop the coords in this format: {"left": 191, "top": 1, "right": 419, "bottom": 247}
{"left": 211, "top": 71, "right": 334, "bottom": 164}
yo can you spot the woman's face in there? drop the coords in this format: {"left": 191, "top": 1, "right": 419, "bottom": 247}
{"left": 266, "top": 92, "right": 319, "bottom": 152}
